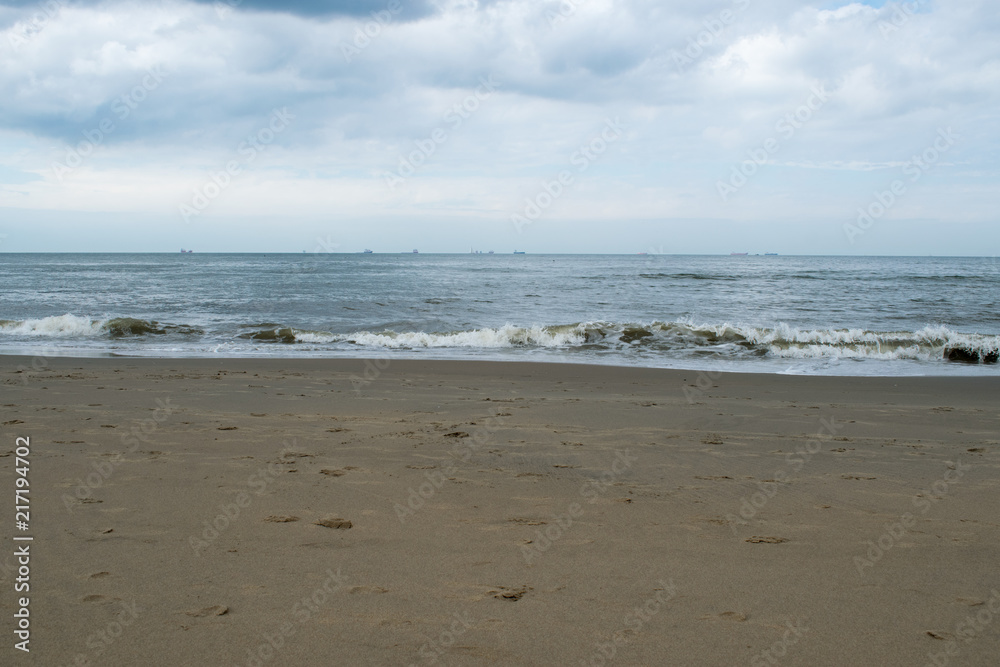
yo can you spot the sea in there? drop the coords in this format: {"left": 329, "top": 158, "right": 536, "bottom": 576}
{"left": 1, "top": 253, "right": 998, "bottom": 376}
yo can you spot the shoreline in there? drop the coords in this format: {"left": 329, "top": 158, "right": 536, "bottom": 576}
{"left": 2, "top": 355, "right": 998, "bottom": 665}
{"left": 2, "top": 351, "right": 998, "bottom": 379}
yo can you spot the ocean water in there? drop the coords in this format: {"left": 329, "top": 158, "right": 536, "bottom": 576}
{"left": 1, "top": 253, "right": 998, "bottom": 376}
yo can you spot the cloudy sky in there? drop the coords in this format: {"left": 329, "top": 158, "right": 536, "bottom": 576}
{"left": 0, "top": 0, "right": 997, "bottom": 254}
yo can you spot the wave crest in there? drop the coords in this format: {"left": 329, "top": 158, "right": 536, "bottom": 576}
{"left": 2, "top": 315, "right": 996, "bottom": 363}
{"left": 0, "top": 315, "right": 202, "bottom": 338}
{"left": 331, "top": 321, "right": 1000, "bottom": 363}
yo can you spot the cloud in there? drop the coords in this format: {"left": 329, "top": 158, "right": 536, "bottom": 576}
{"left": 0, "top": 0, "right": 998, "bottom": 252}
{"left": 0, "top": 0, "right": 438, "bottom": 19}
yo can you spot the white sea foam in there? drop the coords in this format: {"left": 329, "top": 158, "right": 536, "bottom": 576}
{"left": 3, "top": 315, "right": 997, "bottom": 364}
{"left": 344, "top": 324, "right": 586, "bottom": 348}
{"left": 292, "top": 331, "right": 341, "bottom": 344}
{"left": 0, "top": 314, "right": 105, "bottom": 337}
{"left": 334, "top": 321, "right": 999, "bottom": 362}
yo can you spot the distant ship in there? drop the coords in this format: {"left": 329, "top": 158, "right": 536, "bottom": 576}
{"left": 764, "top": 252, "right": 778, "bottom": 256}
{"left": 730, "top": 252, "right": 748, "bottom": 256}
{"left": 412, "top": 249, "right": 419, "bottom": 253}
{"left": 180, "top": 249, "right": 193, "bottom": 253}
{"left": 362, "top": 249, "right": 373, "bottom": 253}
{"left": 513, "top": 250, "right": 525, "bottom": 254}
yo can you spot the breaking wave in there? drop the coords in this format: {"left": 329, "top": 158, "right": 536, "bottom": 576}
{"left": 2, "top": 315, "right": 997, "bottom": 363}
{"left": 233, "top": 321, "right": 999, "bottom": 363}
{"left": 0, "top": 315, "right": 202, "bottom": 338}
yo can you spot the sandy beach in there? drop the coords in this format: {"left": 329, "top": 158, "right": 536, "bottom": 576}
{"left": 1, "top": 355, "right": 998, "bottom": 666}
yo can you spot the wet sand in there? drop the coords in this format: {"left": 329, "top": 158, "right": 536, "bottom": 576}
{"left": 1, "top": 356, "right": 998, "bottom": 666}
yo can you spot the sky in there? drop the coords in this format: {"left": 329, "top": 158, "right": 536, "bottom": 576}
{"left": 0, "top": 0, "right": 997, "bottom": 254}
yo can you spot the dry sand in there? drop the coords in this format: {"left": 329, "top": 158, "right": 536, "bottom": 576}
{"left": 1, "top": 356, "right": 998, "bottom": 666}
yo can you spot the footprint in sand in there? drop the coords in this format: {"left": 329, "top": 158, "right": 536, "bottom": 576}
{"left": 349, "top": 586, "right": 389, "bottom": 595}
{"left": 82, "top": 595, "right": 118, "bottom": 604}
{"left": 264, "top": 515, "right": 300, "bottom": 522}
{"left": 699, "top": 611, "right": 748, "bottom": 622}
{"left": 89, "top": 572, "right": 111, "bottom": 579}
{"left": 185, "top": 605, "right": 229, "bottom": 617}
{"left": 320, "top": 469, "right": 346, "bottom": 477}
{"left": 490, "top": 585, "right": 532, "bottom": 602}
{"left": 695, "top": 516, "right": 731, "bottom": 525}
{"left": 746, "top": 536, "right": 788, "bottom": 544}
{"left": 842, "top": 475, "right": 877, "bottom": 480}
{"left": 955, "top": 597, "right": 985, "bottom": 606}
{"left": 314, "top": 517, "right": 352, "bottom": 529}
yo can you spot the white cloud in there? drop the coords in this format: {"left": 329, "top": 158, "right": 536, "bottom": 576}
{"left": 0, "top": 0, "right": 997, "bottom": 252}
